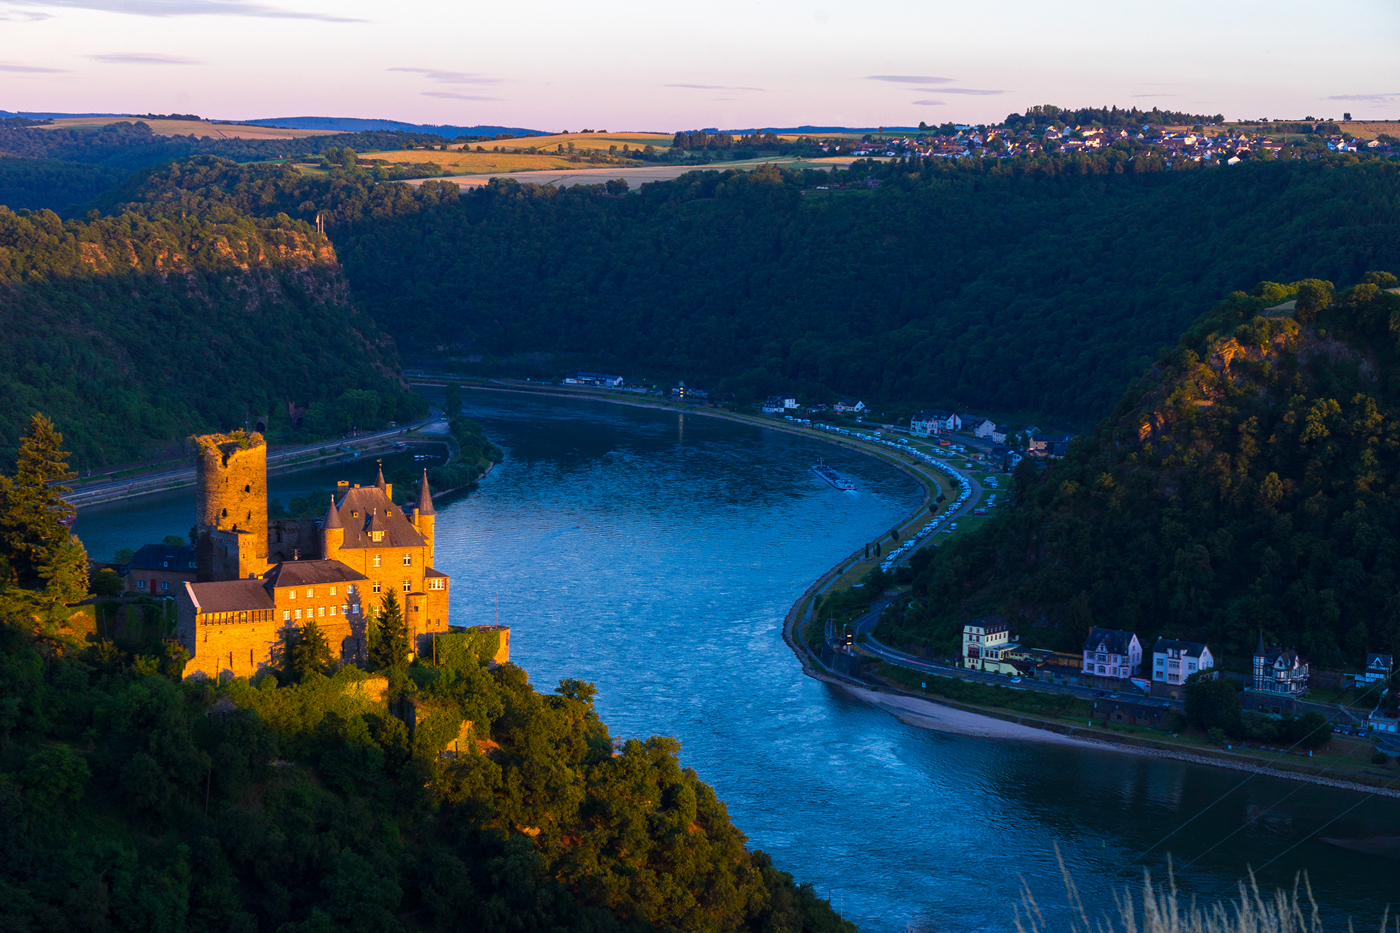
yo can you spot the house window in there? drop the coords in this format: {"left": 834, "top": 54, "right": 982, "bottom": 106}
{"left": 402, "top": 580, "right": 411, "bottom": 593}
{"left": 138, "top": 580, "right": 147, "bottom": 590}
{"left": 284, "top": 610, "right": 291, "bottom": 621}
{"left": 372, "top": 581, "right": 381, "bottom": 594}
{"left": 428, "top": 578, "right": 444, "bottom": 591}
{"left": 373, "top": 556, "right": 382, "bottom": 568}
{"left": 403, "top": 555, "right": 412, "bottom": 566}
{"left": 161, "top": 582, "right": 170, "bottom": 591}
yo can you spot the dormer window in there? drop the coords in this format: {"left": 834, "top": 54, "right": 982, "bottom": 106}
{"left": 371, "top": 531, "right": 385, "bottom": 543}
{"left": 352, "top": 510, "right": 360, "bottom": 518}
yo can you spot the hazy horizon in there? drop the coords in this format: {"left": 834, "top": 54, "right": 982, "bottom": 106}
{"left": 0, "top": 0, "right": 1397, "bottom": 132}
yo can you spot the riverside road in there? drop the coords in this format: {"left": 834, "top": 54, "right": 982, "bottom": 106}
{"left": 64, "top": 410, "right": 447, "bottom": 508}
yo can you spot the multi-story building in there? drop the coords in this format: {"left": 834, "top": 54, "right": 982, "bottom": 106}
{"left": 1252, "top": 634, "right": 1309, "bottom": 696}
{"left": 963, "top": 617, "right": 1021, "bottom": 675}
{"left": 124, "top": 542, "right": 198, "bottom": 597}
{"left": 1150, "top": 638, "right": 1215, "bottom": 700}
{"left": 910, "top": 410, "right": 961, "bottom": 437}
{"left": 1082, "top": 628, "right": 1141, "bottom": 680}
{"left": 175, "top": 431, "right": 453, "bottom": 681}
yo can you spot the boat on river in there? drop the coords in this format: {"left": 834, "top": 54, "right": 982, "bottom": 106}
{"left": 811, "top": 460, "right": 856, "bottom": 491}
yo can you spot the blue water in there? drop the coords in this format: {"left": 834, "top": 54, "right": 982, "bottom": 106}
{"left": 73, "top": 390, "right": 1400, "bottom": 932}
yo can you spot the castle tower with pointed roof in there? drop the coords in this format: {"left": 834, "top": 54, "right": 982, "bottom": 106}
{"left": 177, "top": 448, "right": 454, "bottom": 680}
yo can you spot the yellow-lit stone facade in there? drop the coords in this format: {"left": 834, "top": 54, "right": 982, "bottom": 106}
{"left": 176, "top": 443, "right": 451, "bottom": 681}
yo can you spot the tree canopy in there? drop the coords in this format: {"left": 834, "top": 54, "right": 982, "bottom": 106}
{"left": 881, "top": 274, "right": 1400, "bottom": 671}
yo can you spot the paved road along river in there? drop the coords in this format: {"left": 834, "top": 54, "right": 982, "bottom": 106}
{"left": 73, "top": 391, "right": 1400, "bottom": 933}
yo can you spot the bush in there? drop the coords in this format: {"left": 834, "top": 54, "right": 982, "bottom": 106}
{"left": 1207, "top": 727, "right": 1227, "bottom": 745}
{"left": 1185, "top": 676, "right": 1241, "bottom": 735}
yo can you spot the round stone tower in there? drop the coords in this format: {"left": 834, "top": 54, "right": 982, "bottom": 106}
{"left": 193, "top": 431, "right": 268, "bottom": 580}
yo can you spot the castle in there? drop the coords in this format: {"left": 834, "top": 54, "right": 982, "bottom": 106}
{"left": 175, "top": 431, "right": 453, "bottom": 680}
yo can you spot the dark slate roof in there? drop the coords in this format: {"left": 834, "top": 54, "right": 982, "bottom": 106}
{"left": 967, "top": 615, "right": 1011, "bottom": 634}
{"left": 186, "top": 579, "right": 276, "bottom": 613}
{"left": 334, "top": 485, "right": 426, "bottom": 549}
{"left": 1084, "top": 627, "right": 1137, "bottom": 654}
{"left": 417, "top": 469, "right": 435, "bottom": 516}
{"left": 1152, "top": 637, "right": 1210, "bottom": 658}
{"left": 322, "top": 495, "right": 343, "bottom": 530}
{"left": 1367, "top": 653, "right": 1393, "bottom": 670}
{"left": 261, "top": 560, "right": 368, "bottom": 589}
{"left": 425, "top": 567, "right": 448, "bottom": 578}
{"left": 128, "top": 543, "right": 197, "bottom": 573}
{"left": 914, "top": 410, "right": 954, "bottom": 421}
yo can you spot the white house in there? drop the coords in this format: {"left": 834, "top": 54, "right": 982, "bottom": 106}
{"left": 1082, "top": 628, "right": 1142, "bottom": 680}
{"left": 910, "top": 410, "right": 961, "bottom": 437}
{"left": 762, "top": 396, "right": 785, "bottom": 413}
{"left": 1151, "top": 638, "right": 1215, "bottom": 699}
{"left": 991, "top": 425, "right": 1011, "bottom": 445}
{"left": 1361, "top": 653, "right": 1394, "bottom": 685}
{"left": 963, "top": 617, "right": 1020, "bottom": 675}
{"left": 835, "top": 399, "right": 866, "bottom": 414}
{"left": 971, "top": 419, "right": 997, "bottom": 439}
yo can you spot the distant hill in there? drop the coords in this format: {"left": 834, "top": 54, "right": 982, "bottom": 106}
{"left": 239, "top": 116, "right": 548, "bottom": 138}
{"left": 0, "top": 204, "right": 425, "bottom": 468}
{"left": 885, "top": 276, "right": 1400, "bottom": 670}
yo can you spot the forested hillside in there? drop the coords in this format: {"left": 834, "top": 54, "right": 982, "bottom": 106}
{"left": 0, "top": 118, "right": 467, "bottom": 172}
{"left": 98, "top": 153, "right": 1400, "bottom": 426}
{"left": 0, "top": 205, "right": 423, "bottom": 469}
{"left": 880, "top": 274, "right": 1400, "bottom": 669}
{"left": 0, "top": 418, "right": 847, "bottom": 933}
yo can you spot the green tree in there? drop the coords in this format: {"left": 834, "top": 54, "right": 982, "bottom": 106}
{"left": 1293, "top": 278, "right": 1334, "bottom": 323}
{"left": 0, "top": 414, "right": 88, "bottom": 634}
{"left": 1184, "top": 675, "right": 1241, "bottom": 735}
{"left": 368, "top": 590, "right": 409, "bottom": 670}
{"left": 443, "top": 382, "right": 462, "bottom": 417}
{"left": 289, "top": 621, "right": 335, "bottom": 681}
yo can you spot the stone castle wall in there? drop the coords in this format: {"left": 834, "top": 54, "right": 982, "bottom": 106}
{"left": 194, "top": 432, "right": 268, "bottom": 581}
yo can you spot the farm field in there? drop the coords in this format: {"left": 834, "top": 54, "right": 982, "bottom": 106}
{"left": 40, "top": 117, "right": 337, "bottom": 139}
{"left": 352, "top": 148, "right": 619, "bottom": 174}
{"left": 409, "top": 155, "right": 865, "bottom": 189}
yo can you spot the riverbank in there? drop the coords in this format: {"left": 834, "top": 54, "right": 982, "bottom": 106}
{"left": 425, "top": 378, "right": 1400, "bottom": 798}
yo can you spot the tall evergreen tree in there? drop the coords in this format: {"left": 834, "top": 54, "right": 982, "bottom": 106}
{"left": 289, "top": 621, "right": 334, "bottom": 681}
{"left": 368, "top": 589, "right": 409, "bottom": 670}
{"left": 0, "top": 414, "right": 88, "bottom": 636}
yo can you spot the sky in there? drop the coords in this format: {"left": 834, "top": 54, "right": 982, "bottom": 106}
{"left": 1, "top": 0, "right": 1398, "bottom": 131}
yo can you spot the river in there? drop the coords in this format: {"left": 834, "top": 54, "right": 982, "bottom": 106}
{"left": 73, "top": 390, "right": 1400, "bottom": 932}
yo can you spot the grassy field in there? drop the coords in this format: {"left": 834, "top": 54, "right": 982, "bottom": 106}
{"left": 524, "top": 131, "right": 675, "bottom": 152}
{"left": 353, "top": 148, "right": 604, "bottom": 174}
{"left": 40, "top": 117, "right": 337, "bottom": 139}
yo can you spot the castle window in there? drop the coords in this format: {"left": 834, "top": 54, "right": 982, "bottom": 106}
{"left": 352, "top": 510, "right": 359, "bottom": 518}
{"left": 245, "top": 485, "right": 251, "bottom": 493}
{"left": 373, "top": 556, "right": 382, "bottom": 568}
{"left": 329, "top": 586, "right": 337, "bottom": 596}
{"left": 428, "top": 578, "right": 445, "bottom": 591}
{"left": 305, "top": 588, "right": 314, "bottom": 598}
{"left": 402, "top": 580, "right": 411, "bottom": 593}
{"left": 403, "top": 555, "right": 412, "bottom": 566}
{"left": 222, "top": 508, "right": 228, "bottom": 517}
{"left": 330, "top": 606, "right": 337, "bottom": 616}
{"left": 288, "top": 589, "right": 296, "bottom": 599}
{"left": 372, "top": 581, "right": 382, "bottom": 594}
{"left": 318, "top": 607, "right": 325, "bottom": 617}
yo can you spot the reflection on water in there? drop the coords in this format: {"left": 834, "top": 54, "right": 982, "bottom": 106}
{"left": 74, "top": 391, "right": 1400, "bottom": 932}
